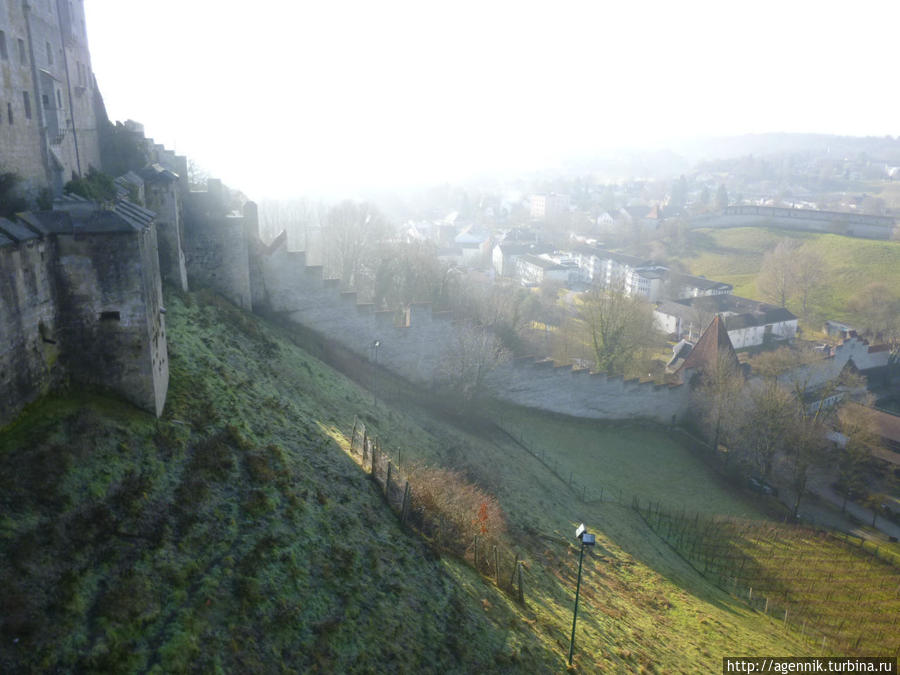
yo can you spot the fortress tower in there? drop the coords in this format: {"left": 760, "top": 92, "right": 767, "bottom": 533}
{"left": 0, "top": 0, "right": 102, "bottom": 194}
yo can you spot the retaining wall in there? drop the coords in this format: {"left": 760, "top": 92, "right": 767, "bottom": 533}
{"left": 257, "top": 236, "right": 691, "bottom": 422}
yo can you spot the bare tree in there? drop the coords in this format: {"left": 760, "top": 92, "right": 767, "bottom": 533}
{"left": 791, "top": 244, "right": 826, "bottom": 321}
{"left": 438, "top": 324, "right": 509, "bottom": 403}
{"left": 321, "top": 201, "right": 391, "bottom": 291}
{"left": 848, "top": 282, "right": 900, "bottom": 346}
{"left": 372, "top": 241, "right": 444, "bottom": 311}
{"left": 757, "top": 239, "right": 799, "bottom": 308}
{"left": 693, "top": 350, "right": 746, "bottom": 461}
{"left": 739, "top": 378, "right": 794, "bottom": 478}
{"left": 833, "top": 402, "right": 883, "bottom": 513}
{"left": 580, "top": 283, "right": 660, "bottom": 376}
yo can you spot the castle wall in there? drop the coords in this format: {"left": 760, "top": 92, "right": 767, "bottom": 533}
{"left": 687, "top": 213, "right": 894, "bottom": 240}
{"left": 52, "top": 227, "right": 167, "bottom": 416}
{"left": 487, "top": 361, "right": 689, "bottom": 421}
{"left": 145, "top": 178, "right": 188, "bottom": 290}
{"left": 0, "top": 236, "right": 62, "bottom": 427}
{"left": 257, "top": 237, "right": 690, "bottom": 422}
{"left": 182, "top": 211, "right": 252, "bottom": 309}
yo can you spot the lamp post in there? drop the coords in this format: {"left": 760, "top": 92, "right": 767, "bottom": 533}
{"left": 568, "top": 523, "right": 595, "bottom": 667}
{"left": 372, "top": 339, "right": 381, "bottom": 405}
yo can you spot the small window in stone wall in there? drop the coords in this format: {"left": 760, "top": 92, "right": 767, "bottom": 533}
{"left": 99, "top": 311, "right": 121, "bottom": 321}
{"left": 7, "top": 102, "right": 12, "bottom": 124}
{"left": 22, "top": 91, "right": 31, "bottom": 119}
{"left": 0, "top": 31, "right": 7, "bottom": 60}
{"left": 17, "top": 38, "right": 26, "bottom": 64}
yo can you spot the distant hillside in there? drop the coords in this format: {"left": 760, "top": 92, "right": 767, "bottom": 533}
{"left": 654, "top": 227, "right": 900, "bottom": 325}
{"left": 1, "top": 288, "right": 816, "bottom": 671}
{"left": 675, "top": 133, "right": 900, "bottom": 165}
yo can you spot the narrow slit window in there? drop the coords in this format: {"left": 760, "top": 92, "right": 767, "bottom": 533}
{"left": 99, "top": 311, "right": 121, "bottom": 321}
{"left": 17, "top": 38, "right": 26, "bottom": 64}
{"left": 46, "top": 41, "right": 52, "bottom": 65}
{"left": 22, "top": 91, "right": 31, "bottom": 119}
{"left": 0, "top": 31, "right": 7, "bottom": 60}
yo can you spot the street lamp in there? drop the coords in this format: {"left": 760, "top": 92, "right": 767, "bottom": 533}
{"left": 568, "top": 522, "right": 595, "bottom": 667}
{"left": 372, "top": 339, "right": 381, "bottom": 405}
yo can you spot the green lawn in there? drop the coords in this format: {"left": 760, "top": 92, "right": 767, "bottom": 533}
{"left": 668, "top": 227, "right": 900, "bottom": 325}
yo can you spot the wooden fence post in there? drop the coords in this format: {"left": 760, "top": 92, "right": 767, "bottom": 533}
{"left": 493, "top": 546, "right": 500, "bottom": 584}
{"left": 510, "top": 553, "right": 520, "bottom": 589}
{"left": 400, "top": 481, "right": 410, "bottom": 525}
{"left": 385, "top": 462, "right": 393, "bottom": 500}
{"left": 474, "top": 536, "right": 479, "bottom": 569}
{"left": 517, "top": 562, "right": 525, "bottom": 604}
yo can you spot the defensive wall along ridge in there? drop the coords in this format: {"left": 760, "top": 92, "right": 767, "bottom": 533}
{"left": 257, "top": 233, "right": 692, "bottom": 423}
{"left": 687, "top": 206, "right": 896, "bottom": 240}
{"left": 4, "top": 162, "right": 890, "bottom": 429}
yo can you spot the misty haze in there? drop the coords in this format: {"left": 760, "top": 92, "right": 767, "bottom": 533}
{"left": 1, "top": 1, "right": 898, "bottom": 672}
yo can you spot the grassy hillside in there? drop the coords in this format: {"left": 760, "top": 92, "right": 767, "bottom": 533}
{"left": 642, "top": 511, "right": 900, "bottom": 655}
{"left": 663, "top": 227, "right": 900, "bottom": 325}
{"left": 1, "top": 288, "right": 820, "bottom": 671}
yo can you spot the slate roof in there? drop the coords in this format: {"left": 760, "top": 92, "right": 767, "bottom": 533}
{"left": 139, "top": 163, "right": 179, "bottom": 184}
{"left": 18, "top": 201, "right": 156, "bottom": 236}
{"left": 0, "top": 217, "right": 40, "bottom": 242}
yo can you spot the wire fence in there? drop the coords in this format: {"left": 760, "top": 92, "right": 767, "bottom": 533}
{"left": 632, "top": 498, "right": 900, "bottom": 657}
{"left": 348, "top": 417, "right": 527, "bottom": 604}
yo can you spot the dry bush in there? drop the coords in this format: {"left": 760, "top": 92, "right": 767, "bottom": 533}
{"left": 406, "top": 466, "right": 506, "bottom": 555}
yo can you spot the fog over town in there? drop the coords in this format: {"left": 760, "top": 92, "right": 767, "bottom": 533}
{"left": 1, "top": 1, "right": 898, "bottom": 671}
{"left": 86, "top": 0, "right": 900, "bottom": 197}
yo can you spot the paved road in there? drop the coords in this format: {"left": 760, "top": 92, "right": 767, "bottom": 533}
{"left": 777, "top": 467, "right": 900, "bottom": 542}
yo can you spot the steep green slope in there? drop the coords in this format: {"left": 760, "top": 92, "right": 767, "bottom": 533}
{"left": 0, "top": 290, "right": 546, "bottom": 673}
{"left": 1, "top": 289, "right": 811, "bottom": 672}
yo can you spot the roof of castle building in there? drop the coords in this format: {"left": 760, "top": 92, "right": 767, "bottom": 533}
{"left": 139, "top": 163, "right": 179, "bottom": 184}
{"left": 19, "top": 200, "right": 156, "bottom": 235}
{"left": 676, "top": 314, "right": 739, "bottom": 377}
{"left": 0, "top": 217, "right": 40, "bottom": 243}
{"left": 0, "top": 231, "right": 12, "bottom": 248}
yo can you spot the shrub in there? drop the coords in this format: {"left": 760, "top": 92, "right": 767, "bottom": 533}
{"left": 406, "top": 466, "right": 506, "bottom": 555}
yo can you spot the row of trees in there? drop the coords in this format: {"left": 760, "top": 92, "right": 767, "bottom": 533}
{"left": 757, "top": 239, "right": 826, "bottom": 320}
{"left": 757, "top": 238, "right": 900, "bottom": 347}
{"left": 694, "top": 348, "right": 886, "bottom": 518}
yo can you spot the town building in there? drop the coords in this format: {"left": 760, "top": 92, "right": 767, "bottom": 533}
{"left": 655, "top": 295, "right": 798, "bottom": 348}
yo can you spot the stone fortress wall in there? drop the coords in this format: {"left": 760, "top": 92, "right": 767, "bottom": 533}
{"left": 256, "top": 235, "right": 692, "bottom": 423}
{"left": 688, "top": 205, "right": 896, "bottom": 240}
{"left": 0, "top": 198, "right": 167, "bottom": 427}
{"left": 6, "top": 150, "right": 890, "bottom": 428}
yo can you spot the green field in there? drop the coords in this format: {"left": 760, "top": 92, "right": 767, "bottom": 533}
{"left": 0, "top": 289, "right": 827, "bottom": 671}
{"left": 666, "top": 227, "right": 900, "bottom": 326}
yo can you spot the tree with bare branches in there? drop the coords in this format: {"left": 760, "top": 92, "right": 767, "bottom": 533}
{"left": 580, "top": 283, "right": 660, "bottom": 376}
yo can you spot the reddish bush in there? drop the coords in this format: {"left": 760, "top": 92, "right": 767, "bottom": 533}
{"left": 406, "top": 466, "right": 506, "bottom": 555}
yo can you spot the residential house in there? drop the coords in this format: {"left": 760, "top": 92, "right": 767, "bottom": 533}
{"left": 655, "top": 295, "right": 798, "bottom": 348}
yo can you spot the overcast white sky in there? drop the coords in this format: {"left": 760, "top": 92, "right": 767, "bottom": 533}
{"left": 85, "top": 0, "right": 900, "bottom": 199}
